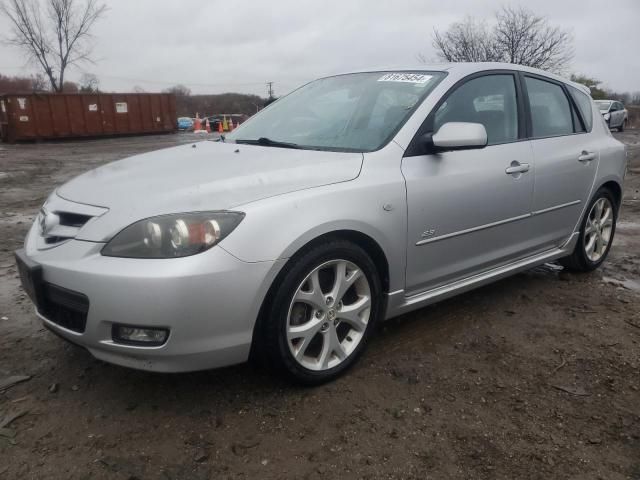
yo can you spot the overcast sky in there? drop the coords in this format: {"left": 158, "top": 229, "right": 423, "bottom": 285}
{"left": 0, "top": 0, "right": 638, "bottom": 97}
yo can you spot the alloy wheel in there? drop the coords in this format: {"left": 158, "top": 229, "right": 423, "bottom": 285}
{"left": 286, "top": 259, "right": 371, "bottom": 371}
{"left": 583, "top": 197, "right": 614, "bottom": 262}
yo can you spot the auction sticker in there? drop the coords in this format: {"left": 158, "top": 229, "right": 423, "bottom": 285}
{"left": 378, "top": 73, "right": 432, "bottom": 84}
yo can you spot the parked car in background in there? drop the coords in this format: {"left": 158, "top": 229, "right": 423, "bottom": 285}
{"left": 595, "top": 100, "right": 628, "bottom": 131}
{"left": 177, "top": 117, "right": 194, "bottom": 130}
{"left": 201, "top": 114, "right": 247, "bottom": 131}
{"left": 201, "top": 116, "right": 222, "bottom": 130}
{"left": 15, "top": 63, "right": 626, "bottom": 384}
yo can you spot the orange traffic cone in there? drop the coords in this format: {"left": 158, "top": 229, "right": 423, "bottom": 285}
{"left": 217, "top": 119, "right": 223, "bottom": 133}
{"left": 228, "top": 118, "right": 234, "bottom": 132}
{"left": 205, "top": 118, "right": 211, "bottom": 133}
{"left": 194, "top": 113, "right": 201, "bottom": 131}
{"left": 235, "top": 120, "right": 240, "bottom": 129}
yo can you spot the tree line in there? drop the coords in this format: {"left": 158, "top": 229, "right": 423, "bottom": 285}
{"left": 0, "top": 73, "right": 271, "bottom": 116}
{"left": 0, "top": 71, "right": 100, "bottom": 93}
{"left": 166, "top": 87, "right": 270, "bottom": 117}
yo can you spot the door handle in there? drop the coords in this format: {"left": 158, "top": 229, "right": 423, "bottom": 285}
{"left": 505, "top": 161, "right": 530, "bottom": 175}
{"left": 578, "top": 151, "right": 596, "bottom": 163}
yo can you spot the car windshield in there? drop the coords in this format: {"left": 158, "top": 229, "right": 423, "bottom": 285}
{"left": 225, "top": 71, "right": 446, "bottom": 152}
{"left": 595, "top": 100, "right": 612, "bottom": 111}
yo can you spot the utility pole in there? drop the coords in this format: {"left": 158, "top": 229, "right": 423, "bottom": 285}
{"left": 266, "top": 81, "right": 274, "bottom": 100}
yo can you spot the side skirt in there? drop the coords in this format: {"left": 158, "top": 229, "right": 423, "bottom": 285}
{"left": 384, "top": 232, "right": 579, "bottom": 320}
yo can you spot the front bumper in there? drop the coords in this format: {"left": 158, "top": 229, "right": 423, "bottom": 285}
{"left": 19, "top": 223, "right": 283, "bottom": 372}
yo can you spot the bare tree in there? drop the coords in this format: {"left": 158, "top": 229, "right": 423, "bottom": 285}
{"left": 30, "top": 72, "right": 47, "bottom": 91}
{"left": 62, "top": 80, "right": 78, "bottom": 92}
{"left": 0, "top": 0, "right": 106, "bottom": 92}
{"left": 432, "top": 18, "right": 500, "bottom": 63}
{"left": 431, "top": 6, "right": 573, "bottom": 73}
{"left": 79, "top": 72, "right": 99, "bottom": 92}
{"left": 163, "top": 84, "right": 192, "bottom": 97}
{"left": 493, "top": 6, "right": 573, "bottom": 72}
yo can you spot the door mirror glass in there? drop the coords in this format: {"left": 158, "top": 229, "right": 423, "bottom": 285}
{"left": 430, "top": 122, "right": 488, "bottom": 151}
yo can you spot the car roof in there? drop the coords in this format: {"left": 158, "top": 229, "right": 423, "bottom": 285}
{"left": 333, "top": 62, "right": 591, "bottom": 95}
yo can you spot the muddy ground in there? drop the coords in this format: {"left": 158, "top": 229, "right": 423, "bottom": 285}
{"left": 0, "top": 131, "right": 639, "bottom": 480}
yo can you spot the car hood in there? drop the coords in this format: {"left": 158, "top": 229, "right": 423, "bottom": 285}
{"left": 57, "top": 141, "right": 363, "bottom": 242}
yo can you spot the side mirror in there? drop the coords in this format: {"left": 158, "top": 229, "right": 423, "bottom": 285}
{"left": 427, "top": 122, "right": 488, "bottom": 152}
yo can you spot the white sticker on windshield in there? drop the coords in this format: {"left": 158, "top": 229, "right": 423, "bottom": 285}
{"left": 378, "top": 73, "right": 432, "bottom": 84}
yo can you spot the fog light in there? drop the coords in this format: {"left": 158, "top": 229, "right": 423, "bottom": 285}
{"left": 112, "top": 324, "right": 169, "bottom": 346}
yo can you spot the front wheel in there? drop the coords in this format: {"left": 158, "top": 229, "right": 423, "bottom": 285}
{"left": 265, "top": 240, "right": 382, "bottom": 385}
{"left": 559, "top": 188, "right": 618, "bottom": 272}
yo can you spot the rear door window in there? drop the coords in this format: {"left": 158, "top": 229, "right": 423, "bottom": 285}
{"left": 525, "top": 77, "right": 574, "bottom": 138}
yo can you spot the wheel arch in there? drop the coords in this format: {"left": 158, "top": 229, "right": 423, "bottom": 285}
{"left": 599, "top": 179, "right": 623, "bottom": 211}
{"left": 249, "top": 229, "right": 391, "bottom": 362}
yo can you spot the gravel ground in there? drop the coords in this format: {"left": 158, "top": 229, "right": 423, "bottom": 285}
{"left": 0, "top": 130, "right": 639, "bottom": 480}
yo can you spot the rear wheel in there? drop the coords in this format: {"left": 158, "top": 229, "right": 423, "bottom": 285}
{"left": 559, "top": 188, "right": 617, "bottom": 272}
{"left": 618, "top": 120, "right": 625, "bottom": 132}
{"left": 265, "top": 240, "right": 382, "bottom": 385}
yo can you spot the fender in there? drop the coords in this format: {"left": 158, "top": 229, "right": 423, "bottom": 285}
{"left": 220, "top": 155, "right": 408, "bottom": 294}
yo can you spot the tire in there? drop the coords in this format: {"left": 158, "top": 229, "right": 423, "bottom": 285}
{"left": 264, "top": 240, "right": 382, "bottom": 385}
{"left": 618, "top": 120, "right": 625, "bottom": 132}
{"left": 559, "top": 188, "right": 618, "bottom": 272}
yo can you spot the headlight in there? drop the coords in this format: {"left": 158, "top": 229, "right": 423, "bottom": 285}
{"left": 603, "top": 113, "right": 610, "bottom": 121}
{"left": 101, "top": 211, "right": 245, "bottom": 258}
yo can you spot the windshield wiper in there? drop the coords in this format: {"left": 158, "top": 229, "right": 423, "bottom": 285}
{"left": 234, "top": 137, "right": 303, "bottom": 149}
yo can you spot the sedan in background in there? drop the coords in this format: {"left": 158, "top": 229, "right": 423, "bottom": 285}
{"left": 595, "top": 100, "right": 628, "bottom": 131}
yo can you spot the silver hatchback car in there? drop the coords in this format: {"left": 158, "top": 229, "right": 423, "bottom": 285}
{"left": 16, "top": 63, "right": 626, "bottom": 384}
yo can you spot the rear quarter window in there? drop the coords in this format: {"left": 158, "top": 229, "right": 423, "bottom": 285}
{"left": 568, "top": 86, "right": 593, "bottom": 132}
